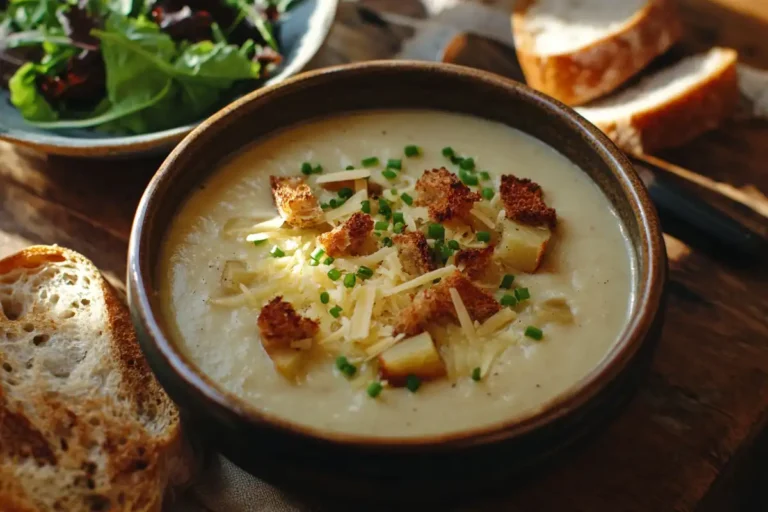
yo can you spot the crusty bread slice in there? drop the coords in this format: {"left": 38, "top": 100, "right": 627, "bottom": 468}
{"left": 577, "top": 47, "right": 740, "bottom": 154}
{"left": 513, "top": 0, "right": 682, "bottom": 106}
{"left": 0, "top": 246, "right": 192, "bottom": 511}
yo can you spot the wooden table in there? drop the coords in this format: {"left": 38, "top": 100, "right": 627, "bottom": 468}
{"left": 2, "top": 1, "right": 767, "bottom": 510}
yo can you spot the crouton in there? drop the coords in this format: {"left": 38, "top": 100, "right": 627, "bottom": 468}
{"left": 378, "top": 332, "right": 447, "bottom": 386}
{"left": 318, "top": 212, "right": 375, "bottom": 257}
{"left": 455, "top": 245, "right": 495, "bottom": 279}
{"left": 499, "top": 175, "right": 557, "bottom": 229}
{"left": 393, "top": 231, "right": 434, "bottom": 276}
{"left": 394, "top": 271, "right": 501, "bottom": 336}
{"left": 270, "top": 176, "right": 325, "bottom": 228}
{"left": 257, "top": 296, "right": 319, "bottom": 351}
{"left": 416, "top": 168, "right": 481, "bottom": 222}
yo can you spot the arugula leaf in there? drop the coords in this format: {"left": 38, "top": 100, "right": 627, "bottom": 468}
{"left": 8, "top": 61, "right": 58, "bottom": 121}
{"left": 7, "top": 0, "right": 60, "bottom": 32}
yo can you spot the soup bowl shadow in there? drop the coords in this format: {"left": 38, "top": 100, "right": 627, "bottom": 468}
{"left": 127, "top": 61, "right": 667, "bottom": 499}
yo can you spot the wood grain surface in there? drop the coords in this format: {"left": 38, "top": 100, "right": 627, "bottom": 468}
{"left": 1, "top": 1, "right": 767, "bottom": 511}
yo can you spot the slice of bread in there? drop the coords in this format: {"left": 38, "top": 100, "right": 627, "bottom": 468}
{"left": 0, "top": 246, "right": 192, "bottom": 511}
{"left": 513, "top": 0, "right": 682, "bottom": 106}
{"left": 577, "top": 47, "right": 740, "bottom": 154}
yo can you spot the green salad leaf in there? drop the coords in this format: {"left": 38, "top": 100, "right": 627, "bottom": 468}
{"left": 9, "top": 62, "right": 58, "bottom": 122}
{"left": 6, "top": 0, "right": 61, "bottom": 32}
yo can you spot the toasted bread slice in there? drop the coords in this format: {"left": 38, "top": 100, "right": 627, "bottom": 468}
{"left": 513, "top": 0, "right": 682, "bottom": 106}
{"left": 577, "top": 47, "right": 739, "bottom": 154}
{"left": 0, "top": 246, "right": 192, "bottom": 512}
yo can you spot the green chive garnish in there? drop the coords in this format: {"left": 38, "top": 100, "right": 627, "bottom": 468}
{"left": 301, "top": 162, "right": 313, "bottom": 175}
{"left": 324, "top": 256, "right": 335, "bottom": 265}
{"left": 500, "top": 294, "right": 517, "bottom": 307}
{"left": 312, "top": 164, "right": 323, "bottom": 174}
{"left": 320, "top": 202, "right": 331, "bottom": 210}
{"left": 500, "top": 274, "right": 515, "bottom": 289}
{"left": 514, "top": 287, "right": 531, "bottom": 301}
{"left": 269, "top": 246, "right": 285, "bottom": 258}
{"left": 335, "top": 356, "right": 349, "bottom": 371}
{"left": 447, "top": 240, "right": 460, "bottom": 250}
{"left": 361, "top": 200, "right": 371, "bottom": 214}
{"left": 459, "top": 157, "right": 475, "bottom": 170}
{"left": 329, "top": 305, "right": 343, "bottom": 318}
{"left": 404, "top": 145, "right": 420, "bottom": 157}
{"left": 524, "top": 326, "right": 543, "bottom": 340}
{"left": 381, "top": 237, "right": 393, "bottom": 247}
{"left": 400, "top": 193, "right": 413, "bottom": 206}
{"left": 427, "top": 223, "right": 445, "bottom": 240}
{"left": 471, "top": 367, "right": 481, "bottom": 381}
{"left": 252, "top": 239, "right": 267, "bottom": 246}
{"left": 382, "top": 169, "right": 397, "bottom": 180}
{"left": 357, "top": 266, "right": 374, "bottom": 279}
{"left": 442, "top": 147, "right": 454, "bottom": 158}
{"left": 309, "top": 259, "right": 320, "bottom": 267}
{"left": 481, "top": 187, "right": 494, "bottom": 200}
{"left": 335, "top": 355, "right": 356, "bottom": 376}
{"left": 390, "top": 188, "right": 398, "bottom": 196}
{"left": 450, "top": 155, "right": 463, "bottom": 165}
{"left": 387, "top": 159, "right": 402, "bottom": 170}
{"left": 393, "top": 212, "right": 405, "bottom": 224}
{"left": 320, "top": 291, "right": 330, "bottom": 304}
{"left": 480, "top": 171, "right": 491, "bottom": 181}
{"left": 327, "top": 268, "right": 342, "bottom": 281}
{"left": 367, "top": 381, "right": 383, "bottom": 398}
{"left": 393, "top": 222, "right": 405, "bottom": 234}
{"left": 338, "top": 187, "right": 354, "bottom": 199}
{"left": 405, "top": 374, "right": 421, "bottom": 392}
{"left": 341, "top": 363, "right": 357, "bottom": 377}
{"left": 375, "top": 220, "right": 389, "bottom": 231}
{"left": 362, "top": 156, "right": 379, "bottom": 167}
{"left": 310, "top": 247, "right": 325, "bottom": 261}
{"left": 460, "top": 169, "right": 479, "bottom": 186}
{"left": 343, "top": 273, "right": 356, "bottom": 288}
{"left": 378, "top": 198, "right": 392, "bottom": 219}
{"left": 345, "top": 165, "right": 355, "bottom": 170}
{"left": 329, "top": 198, "right": 339, "bottom": 208}
{"left": 476, "top": 231, "right": 491, "bottom": 243}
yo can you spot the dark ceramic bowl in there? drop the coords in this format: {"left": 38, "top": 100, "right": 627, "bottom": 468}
{"left": 128, "top": 61, "right": 667, "bottom": 498}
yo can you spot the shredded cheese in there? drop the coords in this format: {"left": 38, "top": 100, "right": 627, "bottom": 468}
{"left": 348, "top": 247, "right": 396, "bottom": 267}
{"left": 365, "top": 334, "right": 405, "bottom": 359}
{"left": 470, "top": 207, "right": 496, "bottom": 229}
{"left": 449, "top": 288, "right": 477, "bottom": 341}
{"left": 247, "top": 216, "right": 285, "bottom": 234}
{"left": 324, "top": 189, "right": 368, "bottom": 222}
{"left": 316, "top": 169, "right": 371, "bottom": 183}
{"left": 349, "top": 286, "right": 377, "bottom": 340}
{"left": 403, "top": 211, "right": 417, "bottom": 232}
{"left": 382, "top": 265, "right": 456, "bottom": 297}
{"left": 476, "top": 308, "right": 517, "bottom": 337}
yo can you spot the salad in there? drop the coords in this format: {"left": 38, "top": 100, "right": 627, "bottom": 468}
{"left": 0, "top": 0, "right": 299, "bottom": 134}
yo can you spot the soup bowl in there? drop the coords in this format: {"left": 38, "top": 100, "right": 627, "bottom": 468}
{"left": 127, "top": 61, "right": 666, "bottom": 497}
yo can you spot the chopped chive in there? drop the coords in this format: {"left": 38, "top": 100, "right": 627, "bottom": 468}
{"left": 442, "top": 146, "right": 454, "bottom": 158}
{"left": 329, "top": 305, "right": 343, "bottom": 318}
{"left": 427, "top": 223, "right": 445, "bottom": 240}
{"left": 252, "top": 239, "right": 267, "bottom": 246}
{"left": 367, "top": 381, "right": 383, "bottom": 398}
{"left": 337, "top": 187, "right": 354, "bottom": 199}
{"left": 524, "top": 326, "right": 543, "bottom": 340}
{"left": 393, "top": 212, "right": 405, "bottom": 224}
{"left": 381, "top": 237, "right": 393, "bottom": 247}
{"left": 500, "top": 294, "right": 517, "bottom": 307}
{"left": 382, "top": 169, "right": 398, "bottom": 180}
{"left": 329, "top": 198, "right": 339, "bottom": 208}
{"left": 362, "top": 156, "right": 379, "bottom": 167}
{"left": 341, "top": 363, "right": 357, "bottom": 377}
{"left": 375, "top": 220, "right": 389, "bottom": 231}
{"left": 334, "top": 355, "right": 356, "bottom": 377}
{"left": 480, "top": 171, "right": 491, "bottom": 181}
{"left": 481, "top": 187, "right": 495, "bottom": 200}
{"left": 476, "top": 231, "right": 491, "bottom": 243}
{"left": 310, "top": 247, "right": 325, "bottom": 261}
{"left": 320, "top": 202, "right": 331, "bottom": 210}
{"left": 301, "top": 162, "right": 312, "bottom": 175}
{"left": 357, "top": 266, "right": 374, "bottom": 279}
{"left": 343, "top": 273, "right": 356, "bottom": 288}
{"left": 433, "top": 278, "right": 442, "bottom": 284}
{"left": 390, "top": 188, "right": 398, "bottom": 196}
{"left": 404, "top": 145, "right": 420, "bottom": 157}
{"left": 361, "top": 200, "right": 371, "bottom": 214}
{"left": 374, "top": 232, "right": 382, "bottom": 237}
{"left": 320, "top": 291, "right": 330, "bottom": 304}
{"left": 405, "top": 374, "right": 421, "bottom": 392}
{"left": 327, "top": 268, "right": 342, "bottom": 281}
{"left": 440, "top": 242, "right": 454, "bottom": 261}
{"left": 386, "top": 158, "right": 402, "bottom": 170}
{"left": 312, "top": 164, "right": 323, "bottom": 174}
{"left": 269, "top": 246, "right": 285, "bottom": 258}
{"left": 450, "top": 155, "right": 463, "bottom": 165}
{"left": 459, "top": 157, "right": 475, "bottom": 170}
{"left": 460, "top": 169, "right": 479, "bottom": 186}
{"left": 447, "top": 240, "right": 460, "bottom": 250}
{"left": 345, "top": 164, "right": 355, "bottom": 170}
{"left": 400, "top": 193, "right": 413, "bottom": 206}
{"left": 309, "top": 259, "right": 320, "bottom": 266}
{"left": 471, "top": 367, "right": 482, "bottom": 381}
{"left": 393, "top": 222, "right": 405, "bottom": 234}
{"left": 378, "top": 198, "right": 392, "bottom": 219}
{"left": 514, "top": 287, "right": 531, "bottom": 301}
{"left": 335, "top": 355, "right": 349, "bottom": 371}
{"left": 500, "top": 274, "right": 515, "bottom": 289}
{"left": 324, "top": 256, "right": 335, "bottom": 265}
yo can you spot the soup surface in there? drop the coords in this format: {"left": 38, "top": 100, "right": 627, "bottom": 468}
{"left": 159, "top": 110, "right": 634, "bottom": 438}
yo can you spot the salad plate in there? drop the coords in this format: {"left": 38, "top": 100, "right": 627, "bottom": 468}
{"left": 0, "top": 0, "right": 337, "bottom": 158}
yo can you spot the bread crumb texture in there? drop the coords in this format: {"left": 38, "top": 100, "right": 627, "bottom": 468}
{"left": 0, "top": 246, "right": 192, "bottom": 512}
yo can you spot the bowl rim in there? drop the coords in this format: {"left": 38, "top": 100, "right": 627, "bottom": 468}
{"left": 128, "top": 60, "right": 666, "bottom": 449}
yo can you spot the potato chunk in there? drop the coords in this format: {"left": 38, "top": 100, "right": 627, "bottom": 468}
{"left": 378, "top": 332, "right": 447, "bottom": 385}
{"left": 496, "top": 219, "right": 551, "bottom": 273}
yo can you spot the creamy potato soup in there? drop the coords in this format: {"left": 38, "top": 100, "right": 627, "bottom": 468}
{"left": 159, "top": 110, "right": 634, "bottom": 438}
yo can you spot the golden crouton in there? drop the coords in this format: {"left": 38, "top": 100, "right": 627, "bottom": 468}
{"left": 499, "top": 175, "right": 557, "bottom": 228}
{"left": 415, "top": 168, "right": 481, "bottom": 222}
{"left": 455, "top": 245, "right": 495, "bottom": 280}
{"left": 270, "top": 176, "right": 325, "bottom": 228}
{"left": 394, "top": 271, "right": 501, "bottom": 336}
{"left": 393, "top": 231, "right": 434, "bottom": 276}
{"left": 257, "top": 296, "right": 319, "bottom": 351}
{"left": 318, "top": 212, "right": 375, "bottom": 257}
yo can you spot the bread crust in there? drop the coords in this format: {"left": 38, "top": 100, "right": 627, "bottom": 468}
{"left": 257, "top": 296, "right": 320, "bottom": 351}
{"left": 499, "top": 175, "right": 557, "bottom": 229}
{"left": 415, "top": 168, "right": 481, "bottom": 223}
{"left": 590, "top": 48, "right": 739, "bottom": 154}
{"left": 513, "top": 0, "right": 683, "bottom": 106}
{"left": 318, "top": 212, "right": 374, "bottom": 257}
{"left": 269, "top": 176, "right": 324, "bottom": 228}
{"left": 393, "top": 231, "right": 435, "bottom": 276}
